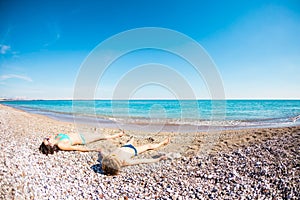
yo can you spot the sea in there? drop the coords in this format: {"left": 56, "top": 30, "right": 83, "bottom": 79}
{"left": 1, "top": 100, "right": 300, "bottom": 132}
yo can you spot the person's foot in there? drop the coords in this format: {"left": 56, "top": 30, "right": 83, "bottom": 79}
{"left": 162, "top": 137, "right": 171, "bottom": 145}
{"left": 117, "top": 129, "right": 125, "bottom": 137}
{"left": 159, "top": 155, "right": 168, "bottom": 161}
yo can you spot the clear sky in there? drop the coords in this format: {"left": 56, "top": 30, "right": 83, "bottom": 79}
{"left": 0, "top": 0, "right": 299, "bottom": 99}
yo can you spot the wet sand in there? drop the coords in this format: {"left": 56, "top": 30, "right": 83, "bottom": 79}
{"left": 0, "top": 104, "right": 299, "bottom": 199}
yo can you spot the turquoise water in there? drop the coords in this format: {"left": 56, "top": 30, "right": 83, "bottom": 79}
{"left": 1, "top": 100, "right": 300, "bottom": 130}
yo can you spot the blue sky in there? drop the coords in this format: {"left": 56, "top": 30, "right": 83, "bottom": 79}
{"left": 0, "top": 0, "right": 299, "bottom": 99}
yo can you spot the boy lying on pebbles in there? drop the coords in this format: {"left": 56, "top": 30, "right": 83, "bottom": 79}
{"left": 101, "top": 137, "right": 170, "bottom": 175}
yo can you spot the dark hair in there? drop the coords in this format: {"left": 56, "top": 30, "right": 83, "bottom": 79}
{"left": 39, "top": 142, "right": 59, "bottom": 155}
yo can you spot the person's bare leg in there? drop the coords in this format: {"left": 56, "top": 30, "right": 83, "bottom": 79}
{"left": 104, "top": 130, "right": 124, "bottom": 139}
{"left": 135, "top": 138, "right": 170, "bottom": 154}
{"left": 84, "top": 130, "right": 124, "bottom": 144}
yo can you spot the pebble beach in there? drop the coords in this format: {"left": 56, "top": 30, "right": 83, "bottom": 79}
{"left": 0, "top": 104, "right": 299, "bottom": 199}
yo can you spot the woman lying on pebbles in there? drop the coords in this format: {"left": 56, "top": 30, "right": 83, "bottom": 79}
{"left": 101, "top": 137, "right": 170, "bottom": 175}
{"left": 39, "top": 131, "right": 124, "bottom": 155}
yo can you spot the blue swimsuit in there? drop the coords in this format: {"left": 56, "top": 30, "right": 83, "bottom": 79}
{"left": 55, "top": 133, "right": 86, "bottom": 145}
{"left": 55, "top": 133, "right": 72, "bottom": 144}
{"left": 121, "top": 144, "right": 138, "bottom": 156}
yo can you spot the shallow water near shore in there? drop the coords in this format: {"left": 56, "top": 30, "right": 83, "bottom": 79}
{"left": 1, "top": 99, "right": 300, "bottom": 132}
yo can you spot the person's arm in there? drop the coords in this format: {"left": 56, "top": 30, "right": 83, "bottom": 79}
{"left": 57, "top": 143, "right": 101, "bottom": 152}
{"left": 123, "top": 156, "right": 167, "bottom": 166}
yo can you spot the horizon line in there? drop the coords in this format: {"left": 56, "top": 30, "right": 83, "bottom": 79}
{"left": 1, "top": 98, "right": 300, "bottom": 101}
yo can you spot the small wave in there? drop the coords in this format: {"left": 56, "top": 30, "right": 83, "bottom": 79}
{"left": 107, "top": 117, "right": 247, "bottom": 127}
{"left": 291, "top": 115, "right": 300, "bottom": 123}
{"left": 105, "top": 115, "right": 299, "bottom": 130}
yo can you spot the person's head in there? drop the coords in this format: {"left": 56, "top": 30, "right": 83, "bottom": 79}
{"left": 39, "top": 138, "right": 59, "bottom": 155}
{"left": 101, "top": 155, "right": 122, "bottom": 175}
